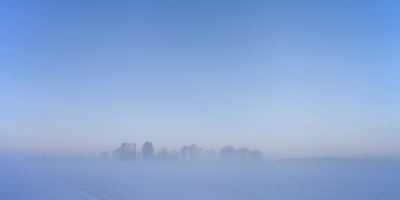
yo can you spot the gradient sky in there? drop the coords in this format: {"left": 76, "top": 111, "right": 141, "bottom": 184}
{"left": 1, "top": 0, "right": 399, "bottom": 159}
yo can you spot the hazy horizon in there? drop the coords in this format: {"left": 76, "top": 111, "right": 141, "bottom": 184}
{"left": 1, "top": 0, "right": 399, "bottom": 160}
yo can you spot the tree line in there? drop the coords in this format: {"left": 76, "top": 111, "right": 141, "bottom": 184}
{"left": 100, "top": 141, "right": 263, "bottom": 162}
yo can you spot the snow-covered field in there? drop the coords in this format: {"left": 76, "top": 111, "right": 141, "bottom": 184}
{"left": 1, "top": 159, "right": 399, "bottom": 200}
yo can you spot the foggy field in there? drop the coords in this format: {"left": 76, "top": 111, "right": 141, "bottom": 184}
{"left": 1, "top": 1, "right": 400, "bottom": 199}
{"left": 1, "top": 159, "right": 399, "bottom": 200}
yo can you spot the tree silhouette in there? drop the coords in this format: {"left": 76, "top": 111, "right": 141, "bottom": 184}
{"left": 113, "top": 143, "right": 136, "bottom": 161}
{"left": 220, "top": 146, "right": 235, "bottom": 160}
{"left": 142, "top": 141, "right": 154, "bottom": 160}
{"left": 188, "top": 144, "right": 203, "bottom": 160}
{"left": 156, "top": 146, "right": 168, "bottom": 159}
{"left": 250, "top": 150, "right": 263, "bottom": 162}
{"left": 235, "top": 147, "right": 251, "bottom": 162}
{"left": 180, "top": 145, "right": 188, "bottom": 160}
{"left": 203, "top": 149, "right": 217, "bottom": 160}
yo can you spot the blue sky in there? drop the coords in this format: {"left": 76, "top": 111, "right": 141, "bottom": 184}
{"left": 1, "top": 0, "right": 399, "bottom": 159}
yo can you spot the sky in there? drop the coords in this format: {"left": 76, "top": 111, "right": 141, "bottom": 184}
{"left": 0, "top": 0, "right": 399, "bottom": 159}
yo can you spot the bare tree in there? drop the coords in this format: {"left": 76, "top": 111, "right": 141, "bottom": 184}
{"left": 250, "top": 150, "right": 263, "bottom": 162}
{"left": 156, "top": 146, "right": 168, "bottom": 159}
{"left": 203, "top": 149, "right": 217, "bottom": 160}
{"left": 113, "top": 143, "right": 136, "bottom": 161}
{"left": 235, "top": 147, "right": 251, "bottom": 162}
{"left": 210, "top": 149, "right": 217, "bottom": 159}
{"left": 220, "top": 146, "right": 235, "bottom": 160}
{"left": 188, "top": 144, "right": 203, "bottom": 160}
{"left": 180, "top": 145, "right": 188, "bottom": 160}
{"left": 142, "top": 141, "right": 154, "bottom": 160}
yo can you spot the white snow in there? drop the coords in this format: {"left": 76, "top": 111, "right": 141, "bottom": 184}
{"left": 1, "top": 159, "right": 399, "bottom": 199}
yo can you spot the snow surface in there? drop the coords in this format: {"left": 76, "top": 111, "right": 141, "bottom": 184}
{"left": 1, "top": 159, "right": 399, "bottom": 200}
